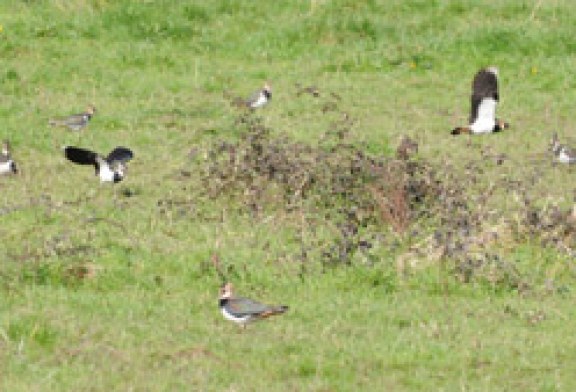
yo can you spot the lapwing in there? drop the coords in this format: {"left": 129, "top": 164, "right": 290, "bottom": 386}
{"left": 49, "top": 105, "right": 96, "bottom": 132}
{"left": 0, "top": 140, "right": 18, "bottom": 175}
{"left": 550, "top": 133, "right": 576, "bottom": 164}
{"left": 246, "top": 82, "right": 272, "bottom": 109}
{"left": 451, "top": 67, "right": 510, "bottom": 135}
{"left": 63, "top": 146, "right": 134, "bottom": 183}
{"left": 219, "top": 282, "right": 288, "bottom": 328}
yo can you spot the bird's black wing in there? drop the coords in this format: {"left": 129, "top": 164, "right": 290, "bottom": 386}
{"left": 227, "top": 297, "right": 270, "bottom": 317}
{"left": 106, "top": 147, "right": 134, "bottom": 164}
{"left": 469, "top": 69, "right": 499, "bottom": 124}
{"left": 472, "top": 68, "right": 499, "bottom": 100}
{"left": 64, "top": 146, "right": 98, "bottom": 166}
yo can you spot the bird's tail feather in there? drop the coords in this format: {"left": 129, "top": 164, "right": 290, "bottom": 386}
{"left": 260, "top": 305, "right": 289, "bottom": 318}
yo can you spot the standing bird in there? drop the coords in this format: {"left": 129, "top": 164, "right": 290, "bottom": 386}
{"left": 0, "top": 140, "right": 18, "bottom": 175}
{"left": 219, "top": 282, "right": 288, "bottom": 328}
{"left": 246, "top": 82, "right": 272, "bottom": 109}
{"left": 451, "top": 67, "right": 510, "bottom": 135}
{"left": 63, "top": 145, "right": 134, "bottom": 183}
{"left": 550, "top": 133, "right": 576, "bottom": 164}
{"left": 49, "top": 105, "right": 96, "bottom": 132}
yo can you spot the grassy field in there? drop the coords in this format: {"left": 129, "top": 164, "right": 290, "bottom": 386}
{"left": 2, "top": 0, "right": 576, "bottom": 390}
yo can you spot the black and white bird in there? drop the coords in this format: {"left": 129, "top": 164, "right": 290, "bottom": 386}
{"left": 219, "top": 282, "right": 288, "bottom": 328}
{"left": 451, "top": 67, "right": 510, "bottom": 135}
{"left": 246, "top": 82, "right": 272, "bottom": 109}
{"left": 49, "top": 105, "right": 96, "bottom": 132}
{"left": 0, "top": 140, "right": 18, "bottom": 175}
{"left": 550, "top": 133, "right": 576, "bottom": 164}
{"left": 63, "top": 146, "right": 134, "bottom": 183}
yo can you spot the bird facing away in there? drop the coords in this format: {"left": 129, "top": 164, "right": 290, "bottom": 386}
{"left": 550, "top": 133, "right": 576, "bottom": 164}
{"left": 246, "top": 82, "right": 272, "bottom": 109}
{"left": 219, "top": 282, "right": 288, "bottom": 327}
{"left": 49, "top": 105, "right": 96, "bottom": 132}
{"left": 0, "top": 140, "right": 18, "bottom": 175}
{"left": 64, "top": 146, "right": 134, "bottom": 183}
{"left": 451, "top": 67, "right": 510, "bottom": 135}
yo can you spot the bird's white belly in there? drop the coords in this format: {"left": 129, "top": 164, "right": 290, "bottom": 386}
{"left": 558, "top": 150, "right": 576, "bottom": 164}
{"left": 250, "top": 94, "right": 267, "bottom": 108}
{"left": 221, "top": 308, "right": 251, "bottom": 324}
{"left": 0, "top": 160, "right": 13, "bottom": 174}
{"left": 470, "top": 119, "right": 496, "bottom": 134}
{"left": 99, "top": 164, "right": 116, "bottom": 182}
{"left": 470, "top": 98, "right": 497, "bottom": 134}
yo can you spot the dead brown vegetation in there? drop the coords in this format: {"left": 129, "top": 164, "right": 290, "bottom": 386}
{"left": 173, "top": 89, "right": 576, "bottom": 289}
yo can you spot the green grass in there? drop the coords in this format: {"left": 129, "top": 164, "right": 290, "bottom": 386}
{"left": 1, "top": 0, "right": 576, "bottom": 390}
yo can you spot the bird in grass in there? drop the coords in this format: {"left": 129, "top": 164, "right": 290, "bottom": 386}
{"left": 219, "top": 282, "right": 288, "bottom": 328}
{"left": 0, "top": 140, "right": 18, "bottom": 175}
{"left": 550, "top": 133, "right": 576, "bottom": 164}
{"left": 49, "top": 105, "right": 96, "bottom": 132}
{"left": 63, "top": 145, "right": 134, "bottom": 183}
{"left": 245, "top": 82, "right": 272, "bottom": 109}
{"left": 451, "top": 67, "right": 510, "bottom": 135}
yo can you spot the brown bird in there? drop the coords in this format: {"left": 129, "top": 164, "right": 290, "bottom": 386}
{"left": 49, "top": 105, "right": 96, "bottom": 132}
